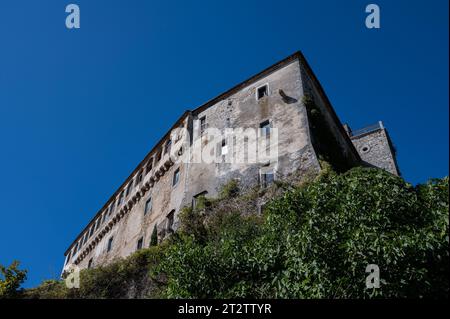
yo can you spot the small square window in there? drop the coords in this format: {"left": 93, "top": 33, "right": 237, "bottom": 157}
{"left": 137, "top": 237, "right": 143, "bottom": 251}
{"left": 107, "top": 236, "right": 114, "bottom": 252}
{"left": 89, "top": 226, "right": 95, "bottom": 238}
{"left": 260, "top": 120, "right": 271, "bottom": 138}
{"left": 144, "top": 197, "right": 152, "bottom": 215}
{"left": 164, "top": 140, "right": 172, "bottom": 155}
{"left": 192, "top": 191, "right": 208, "bottom": 209}
{"left": 257, "top": 85, "right": 268, "bottom": 100}
{"left": 200, "top": 116, "right": 207, "bottom": 135}
{"left": 167, "top": 210, "right": 175, "bottom": 233}
{"left": 136, "top": 170, "right": 143, "bottom": 185}
{"left": 118, "top": 191, "right": 124, "bottom": 206}
{"left": 221, "top": 139, "right": 228, "bottom": 155}
{"left": 172, "top": 168, "right": 180, "bottom": 186}
{"left": 109, "top": 201, "right": 115, "bottom": 216}
{"left": 146, "top": 159, "right": 153, "bottom": 174}
{"left": 260, "top": 170, "right": 275, "bottom": 188}
{"left": 126, "top": 181, "right": 134, "bottom": 197}
{"left": 65, "top": 252, "right": 71, "bottom": 265}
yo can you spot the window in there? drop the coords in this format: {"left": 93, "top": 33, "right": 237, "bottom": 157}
{"left": 144, "top": 197, "right": 152, "bottom": 215}
{"left": 101, "top": 212, "right": 107, "bottom": 224}
{"left": 164, "top": 139, "right": 172, "bottom": 155}
{"left": 88, "top": 258, "right": 93, "bottom": 269}
{"left": 82, "top": 233, "right": 87, "bottom": 246}
{"left": 146, "top": 159, "right": 153, "bottom": 174}
{"left": 221, "top": 139, "right": 228, "bottom": 155}
{"left": 260, "top": 120, "right": 271, "bottom": 138}
{"left": 136, "top": 237, "right": 143, "bottom": 251}
{"left": 172, "top": 168, "right": 180, "bottom": 186}
{"left": 65, "top": 251, "right": 71, "bottom": 265}
{"left": 118, "top": 191, "right": 124, "bottom": 206}
{"left": 257, "top": 84, "right": 268, "bottom": 100}
{"left": 95, "top": 218, "right": 100, "bottom": 231}
{"left": 200, "top": 116, "right": 207, "bottom": 135}
{"left": 89, "top": 226, "right": 95, "bottom": 238}
{"left": 109, "top": 201, "right": 115, "bottom": 216}
{"left": 166, "top": 210, "right": 175, "bottom": 233}
{"left": 192, "top": 191, "right": 208, "bottom": 209}
{"left": 126, "top": 180, "right": 134, "bottom": 197}
{"left": 136, "top": 170, "right": 143, "bottom": 185}
{"left": 175, "top": 129, "right": 182, "bottom": 143}
{"left": 260, "top": 169, "right": 275, "bottom": 188}
{"left": 360, "top": 145, "right": 371, "bottom": 154}
{"left": 107, "top": 236, "right": 114, "bottom": 252}
{"left": 156, "top": 150, "right": 162, "bottom": 162}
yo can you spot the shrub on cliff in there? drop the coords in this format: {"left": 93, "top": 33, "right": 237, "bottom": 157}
{"left": 24, "top": 245, "right": 167, "bottom": 299}
{"left": 160, "top": 168, "right": 449, "bottom": 298}
{"left": 25, "top": 167, "right": 449, "bottom": 298}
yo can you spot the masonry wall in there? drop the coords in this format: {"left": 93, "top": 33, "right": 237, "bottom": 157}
{"left": 182, "top": 59, "right": 321, "bottom": 213}
{"left": 63, "top": 117, "right": 191, "bottom": 272}
{"left": 351, "top": 128, "right": 400, "bottom": 176}
{"left": 299, "top": 60, "right": 361, "bottom": 172}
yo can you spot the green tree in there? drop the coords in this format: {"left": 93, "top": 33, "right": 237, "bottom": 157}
{"left": 0, "top": 260, "right": 27, "bottom": 299}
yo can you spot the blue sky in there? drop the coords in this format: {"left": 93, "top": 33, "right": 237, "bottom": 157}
{"left": 0, "top": 0, "right": 448, "bottom": 287}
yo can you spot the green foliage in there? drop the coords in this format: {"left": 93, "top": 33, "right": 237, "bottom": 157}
{"left": 24, "top": 280, "right": 69, "bottom": 299}
{"left": 159, "top": 168, "right": 449, "bottom": 298}
{"left": 150, "top": 225, "right": 158, "bottom": 247}
{"left": 0, "top": 261, "right": 27, "bottom": 299}
{"left": 24, "top": 246, "right": 167, "bottom": 299}
{"left": 219, "top": 179, "right": 240, "bottom": 199}
{"left": 302, "top": 95, "right": 354, "bottom": 172}
{"left": 25, "top": 168, "right": 449, "bottom": 299}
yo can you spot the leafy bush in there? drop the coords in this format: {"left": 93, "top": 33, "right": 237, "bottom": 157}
{"left": 25, "top": 167, "right": 449, "bottom": 299}
{"left": 160, "top": 168, "right": 449, "bottom": 298}
{"left": 24, "top": 245, "right": 167, "bottom": 299}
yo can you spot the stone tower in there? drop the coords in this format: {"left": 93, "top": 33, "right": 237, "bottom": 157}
{"left": 345, "top": 122, "right": 400, "bottom": 176}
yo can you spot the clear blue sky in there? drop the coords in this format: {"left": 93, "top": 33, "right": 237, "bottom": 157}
{"left": 0, "top": 0, "right": 448, "bottom": 288}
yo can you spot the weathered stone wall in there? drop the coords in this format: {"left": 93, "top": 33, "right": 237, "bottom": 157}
{"left": 299, "top": 60, "right": 361, "bottom": 172}
{"left": 63, "top": 117, "right": 192, "bottom": 271}
{"left": 61, "top": 52, "right": 399, "bottom": 274}
{"left": 351, "top": 128, "right": 400, "bottom": 176}
{"left": 183, "top": 59, "right": 321, "bottom": 210}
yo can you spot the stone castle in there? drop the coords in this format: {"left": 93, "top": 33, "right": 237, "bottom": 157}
{"left": 62, "top": 51, "right": 399, "bottom": 273}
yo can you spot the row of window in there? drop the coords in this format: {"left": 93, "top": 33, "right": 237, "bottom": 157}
{"left": 66, "top": 166, "right": 182, "bottom": 265}
{"left": 67, "top": 90, "right": 272, "bottom": 265}
{"left": 86, "top": 231, "right": 143, "bottom": 269}
{"left": 66, "top": 134, "right": 184, "bottom": 261}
